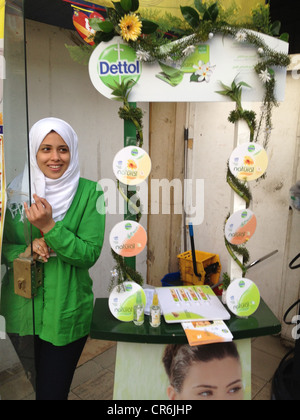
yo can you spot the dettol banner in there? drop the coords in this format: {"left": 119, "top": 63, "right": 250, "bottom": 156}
{"left": 89, "top": 34, "right": 288, "bottom": 103}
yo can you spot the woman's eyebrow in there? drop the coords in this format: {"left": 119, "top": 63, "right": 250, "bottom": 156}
{"left": 39, "top": 144, "right": 69, "bottom": 148}
{"left": 226, "top": 379, "right": 243, "bottom": 388}
{"left": 193, "top": 384, "right": 218, "bottom": 389}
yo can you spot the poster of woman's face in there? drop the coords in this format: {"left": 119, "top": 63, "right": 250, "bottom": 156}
{"left": 163, "top": 342, "right": 244, "bottom": 400}
{"left": 113, "top": 340, "right": 251, "bottom": 400}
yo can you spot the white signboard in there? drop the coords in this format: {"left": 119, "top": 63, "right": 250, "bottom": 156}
{"left": 89, "top": 32, "right": 289, "bottom": 103}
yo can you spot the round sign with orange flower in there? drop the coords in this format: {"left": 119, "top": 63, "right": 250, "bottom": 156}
{"left": 229, "top": 142, "right": 268, "bottom": 181}
{"left": 113, "top": 146, "right": 151, "bottom": 186}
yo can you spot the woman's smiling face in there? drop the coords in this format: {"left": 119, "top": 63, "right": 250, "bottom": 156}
{"left": 36, "top": 131, "right": 70, "bottom": 179}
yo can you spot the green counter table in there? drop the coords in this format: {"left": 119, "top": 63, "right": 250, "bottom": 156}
{"left": 91, "top": 297, "right": 281, "bottom": 343}
{"left": 91, "top": 298, "right": 281, "bottom": 400}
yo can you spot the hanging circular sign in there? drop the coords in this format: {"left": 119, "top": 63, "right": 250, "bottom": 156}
{"left": 109, "top": 281, "right": 147, "bottom": 322}
{"left": 113, "top": 146, "right": 152, "bottom": 186}
{"left": 89, "top": 38, "right": 142, "bottom": 95}
{"left": 229, "top": 142, "right": 268, "bottom": 181}
{"left": 225, "top": 209, "right": 257, "bottom": 245}
{"left": 226, "top": 278, "right": 261, "bottom": 318}
{"left": 110, "top": 221, "right": 147, "bottom": 257}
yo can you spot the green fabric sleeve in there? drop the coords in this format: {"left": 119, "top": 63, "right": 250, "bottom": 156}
{"left": 44, "top": 187, "right": 105, "bottom": 269}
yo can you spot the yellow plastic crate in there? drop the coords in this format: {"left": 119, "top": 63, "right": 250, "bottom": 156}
{"left": 177, "top": 250, "right": 221, "bottom": 286}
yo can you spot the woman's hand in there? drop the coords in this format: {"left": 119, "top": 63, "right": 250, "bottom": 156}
{"left": 19, "top": 238, "right": 50, "bottom": 263}
{"left": 24, "top": 194, "right": 56, "bottom": 234}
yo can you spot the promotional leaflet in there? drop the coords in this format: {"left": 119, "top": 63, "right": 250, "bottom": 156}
{"left": 182, "top": 320, "right": 233, "bottom": 346}
{"left": 156, "top": 285, "right": 231, "bottom": 324}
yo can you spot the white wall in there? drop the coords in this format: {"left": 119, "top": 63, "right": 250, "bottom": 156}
{"left": 25, "top": 20, "right": 149, "bottom": 298}
{"left": 188, "top": 73, "right": 300, "bottom": 321}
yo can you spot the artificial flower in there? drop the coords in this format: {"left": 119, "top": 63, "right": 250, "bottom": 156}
{"left": 183, "top": 45, "right": 196, "bottom": 56}
{"left": 235, "top": 31, "right": 247, "bottom": 42}
{"left": 111, "top": 269, "right": 118, "bottom": 278}
{"left": 259, "top": 69, "right": 272, "bottom": 84}
{"left": 119, "top": 13, "right": 142, "bottom": 42}
{"left": 193, "top": 61, "right": 216, "bottom": 83}
{"left": 136, "top": 49, "right": 151, "bottom": 62}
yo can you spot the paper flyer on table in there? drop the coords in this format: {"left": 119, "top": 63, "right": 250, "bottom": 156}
{"left": 182, "top": 320, "right": 233, "bottom": 346}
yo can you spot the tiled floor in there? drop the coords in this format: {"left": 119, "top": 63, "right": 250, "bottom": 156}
{"left": 0, "top": 335, "right": 293, "bottom": 400}
{"left": 251, "top": 335, "right": 291, "bottom": 400}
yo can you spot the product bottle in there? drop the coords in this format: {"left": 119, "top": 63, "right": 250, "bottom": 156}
{"left": 150, "top": 292, "right": 161, "bottom": 328}
{"left": 133, "top": 291, "right": 145, "bottom": 326}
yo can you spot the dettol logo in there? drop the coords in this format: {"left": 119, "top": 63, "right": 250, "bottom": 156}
{"left": 97, "top": 42, "right": 141, "bottom": 88}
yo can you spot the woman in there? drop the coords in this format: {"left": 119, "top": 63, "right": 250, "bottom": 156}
{"left": 163, "top": 342, "right": 244, "bottom": 400}
{"left": 0, "top": 117, "right": 105, "bottom": 400}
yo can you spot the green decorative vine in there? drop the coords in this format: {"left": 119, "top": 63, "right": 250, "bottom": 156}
{"left": 110, "top": 250, "right": 144, "bottom": 292}
{"left": 108, "top": 79, "right": 144, "bottom": 148}
{"left": 223, "top": 211, "right": 250, "bottom": 280}
{"left": 108, "top": 79, "right": 144, "bottom": 290}
{"left": 217, "top": 79, "right": 257, "bottom": 142}
{"left": 226, "top": 164, "right": 252, "bottom": 208}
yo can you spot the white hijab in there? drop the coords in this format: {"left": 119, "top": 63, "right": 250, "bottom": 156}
{"left": 29, "top": 117, "right": 80, "bottom": 221}
{"left": 7, "top": 118, "right": 80, "bottom": 222}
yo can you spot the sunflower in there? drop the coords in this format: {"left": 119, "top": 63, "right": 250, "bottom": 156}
{"left": 119, "top": 13, "right": 142, "bottom": 42}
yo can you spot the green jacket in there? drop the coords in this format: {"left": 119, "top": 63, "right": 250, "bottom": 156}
{"left": 1, "top": 178, "right": 105, "bottom": 346}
